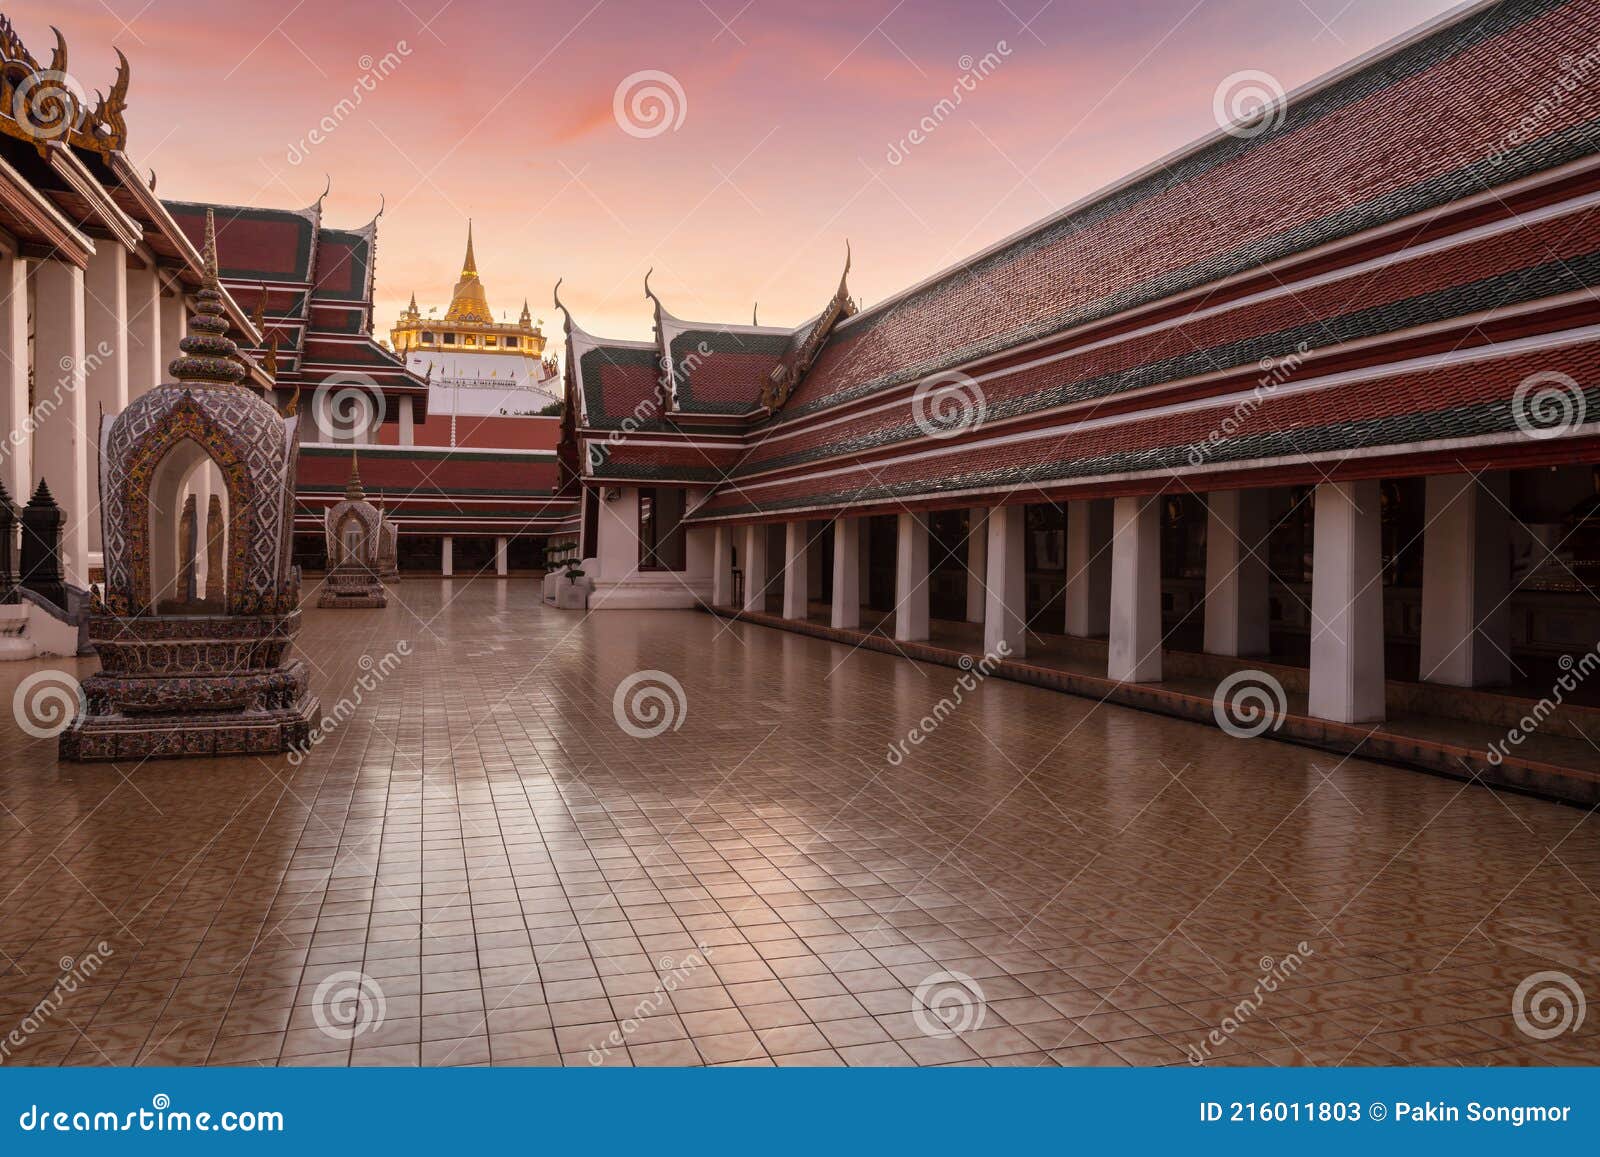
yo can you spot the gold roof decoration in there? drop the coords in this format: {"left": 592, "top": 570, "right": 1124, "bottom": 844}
{"left": 0, "top": 18, "right": 128, "bottom": 160}
{"left": 444, "top": 219, "right": 493, "bottom": 324}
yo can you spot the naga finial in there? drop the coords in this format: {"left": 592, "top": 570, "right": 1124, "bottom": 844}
{"left": 46, "top": 25, "right": 66, "bottom": 76}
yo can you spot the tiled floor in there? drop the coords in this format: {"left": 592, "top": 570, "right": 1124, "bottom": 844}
{"left": 1, "top": 578, "right": 1597, "bottom": 1067}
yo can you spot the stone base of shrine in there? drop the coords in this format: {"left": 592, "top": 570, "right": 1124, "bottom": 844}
{"left": 703, "top": 603, "right": 1600, "bottom": 808}
{"left": 317, "top": 592, "right": 387, "bottom": 609}
{"left": 316, "top": 567, "right": 388, "bottom": 609}
{"left": 60, "top": 693, "right": 320, "bottom": 762}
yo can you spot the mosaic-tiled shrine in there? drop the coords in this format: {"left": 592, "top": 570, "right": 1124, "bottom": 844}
{"left": 316, "top": 454, "right": 388, "bottom": 609}
{"left": 61, "top": 212, "right": 319, "bottom": 761}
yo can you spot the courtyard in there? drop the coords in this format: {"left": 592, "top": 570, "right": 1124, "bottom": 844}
{"left": 1, "top": 579, "right": 1596, "bottom": 1067}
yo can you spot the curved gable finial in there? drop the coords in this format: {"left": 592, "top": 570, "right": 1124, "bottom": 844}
{"left": 553, "top": 277, "right": 572, "bottom": 336}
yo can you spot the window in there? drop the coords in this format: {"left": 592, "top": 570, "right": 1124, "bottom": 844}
{"left": 638, "top": 487, "right": 687, "bottom": 571}
{"left": 485, "top": 336, "right": 497, "bottom": 347}
{"left": 442, "top": 333, "right": 456, "bottom": 345}
{"left": 421, "top": 331, "right": 434, "bottom": 343}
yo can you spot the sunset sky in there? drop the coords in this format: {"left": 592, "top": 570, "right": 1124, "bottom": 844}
{"left": 32, "top": 0, "right": 1459, "bottom": 344}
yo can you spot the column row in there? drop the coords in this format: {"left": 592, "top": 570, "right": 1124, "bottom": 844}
{"left": 716, "top": 473, "right": 1512, "bottom": 727}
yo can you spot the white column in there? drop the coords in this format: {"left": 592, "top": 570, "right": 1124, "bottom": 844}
{"left": 495, "top": 535, "right": 508, "bottom": 576}
{"left": 32, "top": 260, "right": 89, "bottom": 586}
{"left": 595, "top": 487, "right": 639, "bottom": 582}
{"left": 399, "top": 395, "right": 415, "bottom": 446}
{"left": 742, "top": 524, "right": 767, "bottom": 613}
{"left": 0, "top": 248, "right": 28, "bottom": 506}
{"left": 712, "top": 525, "right": 734, "bottom": 606}
{"left": 1203, "top": 489, "right": 1270, "bottom": 657}
{"left": 894, "top": 511, "right": 929, "bottom": 642}
{"left": 965, "top": 507, "right": 987, "bottom": 624}
{"left": 1065, "top": 498, "right": 1112, "bottom": 637}
{"left": 685, "top": 522, "right": 714, "bottom": 593}
{"left": 831, "top": 516, "right": 861, "bottom": 629}
{"left": 1108, "top": 495, "right": 1162, "bottom": 683}
{"left": 159, "top": 283, "right": 187, "bottom": 367}
{"left": 125, "top": 260, "right": 164, "bottom": 399}
{"left": 983, "top": 504, "right": 1026, "bottom": 658}
{"left": 1308, "top": 480, "right": 1386, "bottom": 723}
{"left": 83, "top": 245, "right": 130, "bottom": 554}
{"left": 441, "top": 536, "right": 453, "bottom": 576}
{"left": 1420, "top": 473, "right": 1510, "bottom": 688}
{"left": 782, "top": 521, "right": 808, "bottom": 620}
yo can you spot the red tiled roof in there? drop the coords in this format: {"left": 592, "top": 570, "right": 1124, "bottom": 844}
{"left": 776, "top": 0, "right": 1599, "bottom": 422}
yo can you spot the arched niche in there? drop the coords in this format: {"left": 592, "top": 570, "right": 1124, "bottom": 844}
{"left": 335, "top": 509, "right": 371, "bottom": 567}
{"left": 119, "top": 402, "right": 254, "bottom": 615}
{"left": 146, "top": 438, "right": 235, "bottom": 611}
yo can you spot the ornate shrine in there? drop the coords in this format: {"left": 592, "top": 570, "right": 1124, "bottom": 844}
{"left": 61, "top": 212, "right": 318, "bottom": 761}
{"left": 317, "top": 452, "right": 388, "bottom": 608}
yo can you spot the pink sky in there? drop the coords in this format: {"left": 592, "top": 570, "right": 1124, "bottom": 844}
{"left": 32, "top": 0, "right": 1458, "bottom": 344}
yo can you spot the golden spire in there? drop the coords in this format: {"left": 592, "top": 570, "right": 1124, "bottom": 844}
{"left": 444, "top": 219, "right": 492, "bottom": 324}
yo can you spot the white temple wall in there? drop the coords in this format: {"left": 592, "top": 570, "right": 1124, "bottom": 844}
{"left": 586, "top": 484, "right": 713, "bottom": 609}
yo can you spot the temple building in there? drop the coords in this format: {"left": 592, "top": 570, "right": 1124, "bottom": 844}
{"left": 558, "top": 0, "right": 1600, "bottom": 805}
{"left": 391, "top": 222, "right": 561, "bottom": 418}
{"left": 169, "top": 206, "right": 577, "bottom": 577}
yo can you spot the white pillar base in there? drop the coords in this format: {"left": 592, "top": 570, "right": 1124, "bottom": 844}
{"left": 831, "top": 517, "right": 861, "bottom": 629}
{"left": 1420, "top": 473, "right": 1510, "bottom": 687}
{"left": 399, "top": 395, "right": 416, "bottom": 446}
{"left": 712, "top": 525, "right": 734, "bottom": 606}
{"left": 1066, "top": 498, "right": 1112, "bottom": 637}
{"left": 442, "top": 536, "right": 454, "bottom": 577}
{"left": 159, "top": 284, "right": 187, "bottom": 370}
{"left": 742, "top": 524, "right": 768, "bottom": 613}
{"left": 782, "top": 521, "right": 808, "bottom": 620}
{"left": 1203, "top": 489, "right": 1270, "bottom": 657}
{"left": 0, "top": 248, "right": 28, "bottom": 506}
{"left": 31, "top": 260, "right": 89, "bottom": 587}
{"left": 1108, "top": 495, "right": 1162, "bottom": 683}
{"left": 1309, "top": 480, "right": 1386, "bottom": 723}
{"left": 495, "top": 536, "right": 509, "bottom": 576}
{"left": 126, "top": 260, "right": 164, "bottom": 401}
{"left": 84, "top": 244, "right": 129, "bottom": 554}
{"left": 895, "top": 512, "right": 929, "bottom": 642}
{"left": 983, "top": 505, "right": 1026, "bottom": 658}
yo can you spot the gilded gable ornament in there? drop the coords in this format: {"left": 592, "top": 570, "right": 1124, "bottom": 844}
{"left": 0, "top": 19, "right": 129, "bottom": 159}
